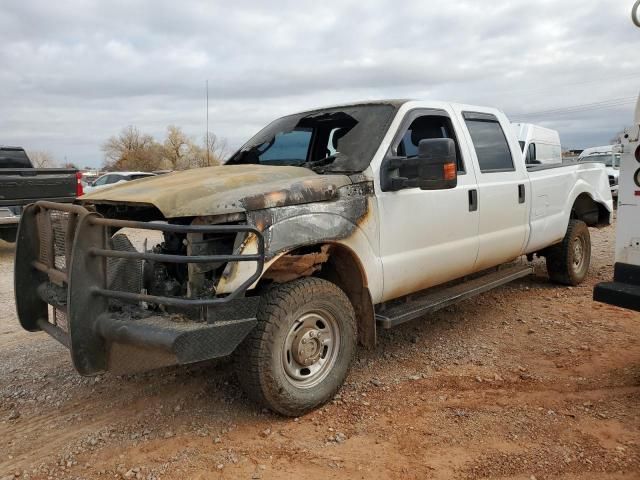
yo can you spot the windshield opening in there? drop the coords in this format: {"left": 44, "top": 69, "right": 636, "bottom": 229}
{"left": 226, "top": 104, "right": 399, "bottom": 173}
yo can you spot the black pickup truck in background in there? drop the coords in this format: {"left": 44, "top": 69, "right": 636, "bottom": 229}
{"left": 0, "top": 146, "right": 82, "bottom": 242}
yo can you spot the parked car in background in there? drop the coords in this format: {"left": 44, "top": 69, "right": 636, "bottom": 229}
{"left": 579, "top": 145, "right": 620, "bottom": 198}
{"left": 0, "top": 146, "right": 82, "bottom": 242}
{"left": 80, "top": 170, "right": 103, "bottom": 188}
{"left": 83, "top": 171, "right": 157, "bottom": 194}
{"left": 512, "top": 123, "right": 563, "bottom": 165}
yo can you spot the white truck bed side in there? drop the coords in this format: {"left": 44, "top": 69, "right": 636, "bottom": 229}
{"left": 525, "top": 163, "right": 612, "bottom": 253}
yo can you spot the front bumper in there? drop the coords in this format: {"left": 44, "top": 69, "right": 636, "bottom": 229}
{"left": 14, "top": 201, "right": 265, "bottom": 375}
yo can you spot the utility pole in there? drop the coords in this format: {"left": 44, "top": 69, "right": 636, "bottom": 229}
{"left": 206, "top": 79, "right": 210, "bottom": 166}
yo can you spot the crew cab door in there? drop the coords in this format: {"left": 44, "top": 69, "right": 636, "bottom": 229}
{"left": 456, "top": 109, "right": 530, "bottom": 270}
{"left": 376, "top": 107, "right": 480, "bottom": 302}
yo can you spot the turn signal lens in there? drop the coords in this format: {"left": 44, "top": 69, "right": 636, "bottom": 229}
{"left": 443, "top": 163, "right": 456, "bottom": 181}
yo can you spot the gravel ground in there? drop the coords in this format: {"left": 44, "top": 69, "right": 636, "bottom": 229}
{"left": 1, "top": 221, "right": 639, "bottom": 480}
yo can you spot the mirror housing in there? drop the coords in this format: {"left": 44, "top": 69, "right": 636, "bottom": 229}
{"left": 380, "top": 138, "right": 458, "bottom": 192}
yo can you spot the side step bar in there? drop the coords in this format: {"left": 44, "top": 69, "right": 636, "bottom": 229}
{"left": 375, "top": 264, "right": 533, "bottom": 329}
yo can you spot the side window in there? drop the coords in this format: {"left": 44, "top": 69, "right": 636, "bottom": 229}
{"left": 94, "top": 175, "right": 109, "bottom": 186}
{"left": 105, "top": 175, "right": 121, "bottom": 184}
{"left": 464, "top": 114, "right": 514, "bottom": 173}
{"left": 395, "top": 114, "right": 465, "bottom": 173}
{"left": 258, "top": 128, "right": 312, "bottom": 165}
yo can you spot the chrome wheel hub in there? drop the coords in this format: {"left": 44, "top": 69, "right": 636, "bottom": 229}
{"left": 282, "top": 311, "right": 339, "bottom": 388}
{"left": 573, "top": 237, "right": 585, "bottom": 270}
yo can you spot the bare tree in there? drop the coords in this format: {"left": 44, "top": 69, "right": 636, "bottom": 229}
{"left": 205, "top": 131, "right": 228, "bottom": 166}
{"left": 28, "top": 150, "right": 57, "bottom": 168}
{"left": 102, "top": 125, "right": 162, "bottom": 171}
{"left": 102, "top": 125, "right": 229, "bottom": 172}
{"left": 163, "top": 125, "right": 190, "bottom": 170}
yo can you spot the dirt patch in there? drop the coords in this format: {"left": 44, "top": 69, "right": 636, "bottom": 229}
{"left": 1, "top": 221, "right": 639, "bottom": 479}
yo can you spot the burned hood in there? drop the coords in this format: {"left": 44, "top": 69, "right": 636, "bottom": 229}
{"left": 79, "top": 164, "right": 351, "bottom": 218}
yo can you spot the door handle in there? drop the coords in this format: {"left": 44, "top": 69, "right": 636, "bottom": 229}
{"left": 518, "top": 184, "right": 525, "bottom": 204}
{"left": 468, "top": 189, "right": 478, "bottom": 212}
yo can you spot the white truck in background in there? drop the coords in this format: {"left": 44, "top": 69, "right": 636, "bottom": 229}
{"left": 513, "top": 123, "right": 562, "bottom": 165}
{"left": 579, "top": 145, "right": 621, "bottom": 199}
{"left": 16, "top": 99, "right": 612, "bottom": 415}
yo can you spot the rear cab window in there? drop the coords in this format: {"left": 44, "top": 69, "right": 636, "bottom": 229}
{"left": 463, "top": 112, "right": 515, "bottom": 173}
{"left": 0, "top": 148, "right": 32, "bottom": 168}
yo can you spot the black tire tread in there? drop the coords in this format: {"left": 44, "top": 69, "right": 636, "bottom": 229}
{"left": 235, "top": 277, "right": 356, "bottom": 416}
{"left": 546, "top": 219, "right": 590, "bottom": 286}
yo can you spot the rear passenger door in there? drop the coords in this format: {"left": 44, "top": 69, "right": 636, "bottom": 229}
{"left": 458, "top": 110, "right": 530, "bottom": 270}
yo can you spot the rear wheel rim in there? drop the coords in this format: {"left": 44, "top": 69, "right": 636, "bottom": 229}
{"left": 572, "top": 235, "right": 586, "bottom": 273}
{"left": 282, "top": 310, "right": 340, "bottom": 389}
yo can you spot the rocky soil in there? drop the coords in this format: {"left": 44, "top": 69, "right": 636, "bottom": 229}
{"left": 1, "top": 221, "right": 639, "bottom": 479}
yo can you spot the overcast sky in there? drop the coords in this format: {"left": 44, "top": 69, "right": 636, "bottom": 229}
{"left": 1, "top": 0, "right": 638, "bottom": 168}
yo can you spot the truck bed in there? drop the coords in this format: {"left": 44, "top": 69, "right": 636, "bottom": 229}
{"left": 525, "top": 162, "right": 612, "bottom": 253}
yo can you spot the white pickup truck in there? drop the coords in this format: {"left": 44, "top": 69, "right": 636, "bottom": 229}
{"left": 15, "top": 100, "right": 612, "bottom": 416}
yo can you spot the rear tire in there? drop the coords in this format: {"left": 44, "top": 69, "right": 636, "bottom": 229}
{"left": 235, "top": 277, "right": 357, "bottom": 416}
{"left": 545, "top": 219, "right": 591, "bottom": 286}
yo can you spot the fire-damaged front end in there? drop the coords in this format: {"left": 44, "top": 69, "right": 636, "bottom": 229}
{"left": 14, "top": 165, "right": 369, "bottom": 376}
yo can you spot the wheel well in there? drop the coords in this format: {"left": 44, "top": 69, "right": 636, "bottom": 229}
{"left": 259, "top": 243, "right": 376, "bottom": 348}
{"left": 571, "top": 193, "right": 610, "bottom": 227}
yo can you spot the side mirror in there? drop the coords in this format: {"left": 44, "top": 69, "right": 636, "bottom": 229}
{"left": 380, "top": 138, "right": 458, "bottom": 192}
{"left": 416, "top": 138, "right": 457, "bottom": 190}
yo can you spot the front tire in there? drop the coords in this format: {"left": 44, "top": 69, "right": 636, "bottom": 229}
{"left": 545, "top": 219, "right": 591, "bottom": 286}
{"left": 235, "top": 277, "right": 356, "bottom": 416}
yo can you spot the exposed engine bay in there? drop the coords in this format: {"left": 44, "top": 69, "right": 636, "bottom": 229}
{"left": 108, "top": 229, "right": 240, "bottom": 302}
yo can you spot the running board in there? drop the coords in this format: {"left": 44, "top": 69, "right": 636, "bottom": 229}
{"left": 375, "top": 264, "right": 533, "bottom": 329}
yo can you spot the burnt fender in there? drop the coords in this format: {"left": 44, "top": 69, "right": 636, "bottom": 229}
{"left": 217, "top": 211, "right": 383, "bottom": 303}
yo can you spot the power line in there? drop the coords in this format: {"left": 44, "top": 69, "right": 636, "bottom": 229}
{"left": 517, "top": 97, "right": 635, "bottom": 116}
{"left": 510, "top": 96, "right": 637, "bottom": 120}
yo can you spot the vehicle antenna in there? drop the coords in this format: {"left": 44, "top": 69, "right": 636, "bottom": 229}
{"left": 206, "top": 79, "right": 210, "bottom": 166}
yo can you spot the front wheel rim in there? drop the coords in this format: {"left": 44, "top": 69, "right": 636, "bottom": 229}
{"left": 282, "top": 310, "right": 340, "bottom": 389}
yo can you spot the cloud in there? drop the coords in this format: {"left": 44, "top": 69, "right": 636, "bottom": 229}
{"left": 0, "top": 0, "right": 637, "bottom": 166}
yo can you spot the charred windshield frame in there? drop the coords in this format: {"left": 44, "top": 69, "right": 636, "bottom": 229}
{"left": 226, "top": 103, "right": 401, "bottom": 173}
